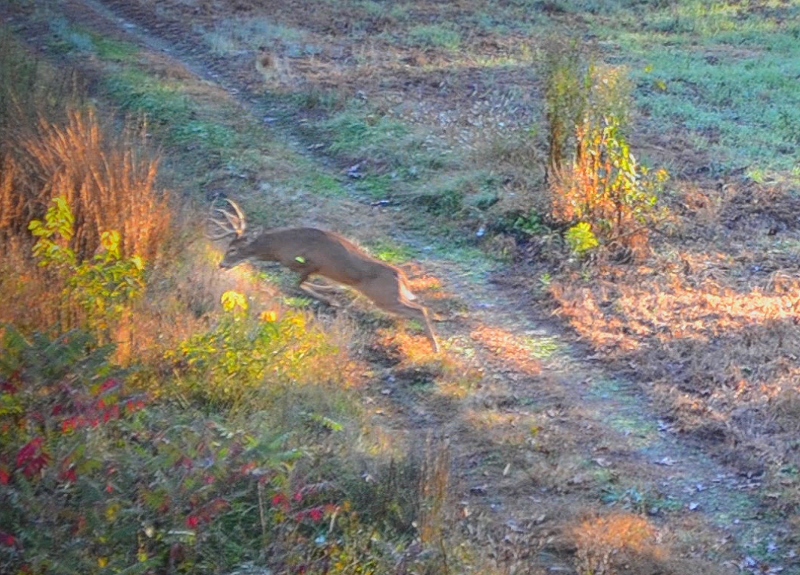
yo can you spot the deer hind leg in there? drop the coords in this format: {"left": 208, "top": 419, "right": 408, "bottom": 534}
{"left": 378, "top": 298, "right": 440, "bottom": 354}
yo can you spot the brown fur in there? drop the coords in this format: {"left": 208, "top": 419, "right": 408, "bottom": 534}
{"left": 220, "top": 226, "right": 440, "bottom": 353}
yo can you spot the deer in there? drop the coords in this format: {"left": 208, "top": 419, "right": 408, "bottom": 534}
{"left": 207, "top": 199, "right": 440, "bottom": 353}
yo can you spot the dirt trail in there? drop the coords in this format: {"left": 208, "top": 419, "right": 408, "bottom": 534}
{"left": 10, "top": 0, "right": 793, "bottom": 571}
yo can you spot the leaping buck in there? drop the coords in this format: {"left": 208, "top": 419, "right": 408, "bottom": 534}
{"left": 207, "top": 199, "right": 440, "bottom": 353}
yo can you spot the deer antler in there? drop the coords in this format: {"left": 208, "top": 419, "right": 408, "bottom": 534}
{"left": 206, "top": 198, "right": 247, "bottom": 240}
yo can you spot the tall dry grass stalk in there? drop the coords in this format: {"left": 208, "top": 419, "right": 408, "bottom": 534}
{"left": 417, "top": 434, "right": 451, "bottom": 548}
{"left": 9, "top": 107, "right": 171, "bottom": 261}
{"left": 0, "top": 103, "right": 172, "bottom": 343}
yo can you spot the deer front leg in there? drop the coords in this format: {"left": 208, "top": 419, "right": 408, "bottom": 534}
{"left": 297, "top": 277, "right": 339, "bottom": 307}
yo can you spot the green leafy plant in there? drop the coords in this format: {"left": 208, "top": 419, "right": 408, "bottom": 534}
{"left": 28, "top": 197, "right": 145, "bottom": 338}
{"left": 565, "top": 222, "right": 600, "bottom": 257}
{"left": 513, "top": 211, "right": 548, "bottom": 237}
{"left": 167, "top": 290, "right": 340, "bottom": 409}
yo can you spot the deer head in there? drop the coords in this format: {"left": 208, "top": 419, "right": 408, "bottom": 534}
{"left": 206, "top": 199, "right": 258, "bottom": 269}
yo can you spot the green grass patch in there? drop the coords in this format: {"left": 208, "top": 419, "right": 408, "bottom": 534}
{"left": 304, "top": 172, "right": 347, "bottom": 198}
{"left": 407, "top": 24, "right": 461, "bottom": 51}
{"left": 324, "top": 105, "right": 412, "bottom": 159}
{"left": 369, "top": 238, "right": 416, "bottom": 265}
{"left": 102, "top": 67, "right": 192, "bottom": 123}
{"left": 354, "top": 173, "right": 396, "bottom": 199}
{"left": 629, "top": 44, "right": 800, "bottom": 173}
{"left": 88, "top": 33, "right": 140, "bottom": 62}
{"left": 44, "top": 18, "right": 139, "bottom": 62}
{"left": 572, "top": 1, "right": 800, "bottom": 176}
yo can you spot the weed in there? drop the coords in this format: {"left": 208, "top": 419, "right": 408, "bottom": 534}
{"left": 564, "top": 221, "right": 599, "bottom": 257}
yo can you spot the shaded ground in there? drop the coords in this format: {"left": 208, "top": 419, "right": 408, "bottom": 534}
{"left": 5, "top": 0, "right": 800, "bottom": 572}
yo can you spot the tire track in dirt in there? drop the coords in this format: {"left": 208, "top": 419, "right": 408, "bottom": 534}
{"left": 17, "top": 0, "right": 795, "bottom": 571}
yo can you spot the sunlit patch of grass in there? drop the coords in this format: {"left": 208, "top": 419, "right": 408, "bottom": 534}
{"left": 406, "top": 274, "right": 444, "bottom": 296}
{"left": 524, "top": 335, "right": 562, "bottom": 360}
{"left": 376, "top": 328, "right": 442, "bottom": 363}
{"left": 572, "top": 513, "right": 664, "bottom": 575}
{"left": 470, "top": 326, "right": 543, "bottom": 377}
{"left": 370, "top": 238, "right": 416, "bottom": 265}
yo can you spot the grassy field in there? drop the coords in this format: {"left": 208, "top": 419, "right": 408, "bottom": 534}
{"left": 1, "top": 0, "right": 800, "bottom": 573}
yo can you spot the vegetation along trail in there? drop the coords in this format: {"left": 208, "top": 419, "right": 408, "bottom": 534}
{"left": 3, "top": 0, "right": 800, "bottom": 573}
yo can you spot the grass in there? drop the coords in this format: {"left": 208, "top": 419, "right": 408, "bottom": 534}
{"left": 627, "top": 41, "right": 800, "bottom": 174}
{"left": 406, "top": 24, "right": 461, "bottom": 50}
{"left": 322, "top": 104, "right": 413, "bottom": 163}
{"left": 198, "top": 18, "right": 308, "bottom": 56}
{"left": 582, "top": 1, "right": 800, "bottom": 176}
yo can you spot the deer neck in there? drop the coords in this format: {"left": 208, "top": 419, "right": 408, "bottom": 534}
{"left": 246, "top": 232, "right": 284, "bottom": 263}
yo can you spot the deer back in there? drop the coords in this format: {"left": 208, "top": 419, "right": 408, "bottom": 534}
{"left": 233, "top": 227, "right": 396, "bottom": 287}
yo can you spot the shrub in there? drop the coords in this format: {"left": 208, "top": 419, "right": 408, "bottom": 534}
{"left": 0, "top": 325, "right": 431, "bottom": 575}
{"left": 543, "top": 44, "right": 668, "bottom": 259}
{"left": 27, "top": 196, "right": 146, "bottom": 340}
{"left": 166, "top": 290, "right": 344, "bottom": 410}
{"left": 0, "top": 326, "right": 309, "bottom": 574}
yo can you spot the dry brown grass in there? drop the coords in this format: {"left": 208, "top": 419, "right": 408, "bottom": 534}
{"left": 417, "top": 434, "right": 452, "bottom": 547}
{"left": 0, "top": 241, "right": 60, "bottom": 333}
{"left": 550, "top": 179, "right": 800, "bottom": 485}
{"left": 572, "top": 513, "right": 662, "bottom": 575}
{"left": 0, "top": 103, "right": 173, "bottom": 347}
{"left": 7, "top": 107, "right": 170, "bottom": 261}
